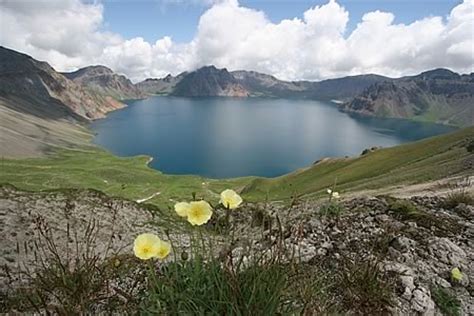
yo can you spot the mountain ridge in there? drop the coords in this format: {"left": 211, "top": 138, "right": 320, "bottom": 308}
{"left": 136, "top": 66, "right": 391, "bottom": 101}
{"left": 0, "top": 46, "right": 124, "bottom": 157}
{"left": 63, "top": 65, "right": 146, "bottom": 100}
{"left": 340, "top": 68, "right": 474, "bottom": 126}
{"left": 171, "top": 66, "right": 249, "bottom": 97}
{"left": 0, "top": 46, "right": 124, "bottom": 121}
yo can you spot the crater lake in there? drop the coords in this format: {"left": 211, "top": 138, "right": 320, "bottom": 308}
{"left": 90, "top": 96, "right": 456, "bottom": 178}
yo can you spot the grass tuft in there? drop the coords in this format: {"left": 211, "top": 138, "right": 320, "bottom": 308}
{"left": 339, "top": 258, "right": 395, "bottom": 314}
{"left": 320, "top": 201, "right": 345, "bottom": 217}
{"left": 142, "top": 257, "right": 289, "bottom": 315}
{"left": 443, "top": 178, "right": 473, "bottom": 209}
{"left": 1, "top": 216, "right": 140, "bottom": 314}
{"left": 431, "top": 286, "right": 461, "bottom": 316}
{"left": 389, "top": 199, "right": 421, "bottom": 218}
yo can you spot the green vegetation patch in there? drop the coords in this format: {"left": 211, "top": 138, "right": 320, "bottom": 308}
{"left": 431, "top": 286, "right": 461, "bottom": 316}
{"left": 0, "top": 148, "right": 250, "bottom": 209}
{"left": 243, "top": 126, "right": 473, "bottom": 201}
{"left": 1, "top": 127, "right": 472, "bottom": 208}
{"left": 142, "top": 258, "right": 289, "bottom": 315}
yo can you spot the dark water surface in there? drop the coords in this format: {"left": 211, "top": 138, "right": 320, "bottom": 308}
{"left": 90, "top": 96, "right": 456, "bottom": 178}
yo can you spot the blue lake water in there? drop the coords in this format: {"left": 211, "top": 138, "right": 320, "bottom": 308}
{"left": 90, "top": 96, "right": 456, "bottom": 178}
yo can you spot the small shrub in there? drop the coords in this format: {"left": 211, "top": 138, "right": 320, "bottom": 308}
{"left": 389, "top": 198, "right": 463, "bottom": 236}
{"left": 290, "top": 258, "right": 395, "bottom": 314}
{"left": 442, "top": 178, "right": 473, "bottom": 209}
{"left": 320, "top": 201, "right": 345, "bottom": 217}
{"left": 431, "top": 286, "right": 461, "bottom": 316}
{"left": 444, "top": 191, "right": 474, "bottom": 209}
{"left": 287, "top": 263, "right": 341, "bottom": 314}
{"left": 339, "top": 259, "right": 395, "bottom": 314}
{"left": 141, "top": 255, "right": 290, "bottom": 314}
{"left": 140, "top": 190, "right": 294, "bottom": 315}
{"left": 389, "top": 199, "right": 420, "bottom": 218}
{"left": 2, "top": 217, "right": 135, "bottom": 314}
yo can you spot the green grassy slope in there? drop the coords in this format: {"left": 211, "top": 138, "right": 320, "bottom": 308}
{"left": 242, "top": 126, "right": 474, "bottom": 201}
{"left": 0, "top": 148, "right": 250, "bottom": 209}
{"left": 1, "top": 127, "right": 472, "bottom": 208}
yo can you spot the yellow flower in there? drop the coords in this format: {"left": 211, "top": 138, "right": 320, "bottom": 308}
{"left": 451, "top": 267, "right": 463, "bottom": 281}
{"left": 155, "top": 240, "right": 171, "bottom": 259}
{"left": 175, "top": 202, "right": 190, "bottom": 217}
{"left": 327, "top": 189, "right": 332, "bottom": 194}
{"left": 133, "top": 233, "right": 161, "bottom": 260}
{"left": 220, "top": 189, "right": 243, "bottom": 209}
{"left": 332, "top": 192, "right": 340, "bottom": 199}
{"left": 187, "top": 200, "right": 213, "bottom": 226}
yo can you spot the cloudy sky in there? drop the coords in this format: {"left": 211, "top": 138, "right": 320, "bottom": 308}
{"left": 1, "top": 0, "right": 472, "bottom": 82}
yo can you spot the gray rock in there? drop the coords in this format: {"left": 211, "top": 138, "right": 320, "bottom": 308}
{"left": 391, "top": 236, "right": 416, "bottom": 253}
{"left": 411, "top": 287, "right": 435, "bottom": 315}
{"left": 321, "top": 241, "right": 333, "bottom": 250}
{"left": 317, "top": 247, "right": 328, "bottom": 256}
{"left": 400, "top": 275, "right": 416, "bottom": 300}
{"left": 384, "top": 262, "right": 416, "bottom": 300}
{"left": 375, "top": 214, "right": 390, "bottom": 222}
{"left": 428, "top": 238, "right": 467, "bottom": 267}
{"left": 434, "top": 276, "right": 451, "bottom": 288}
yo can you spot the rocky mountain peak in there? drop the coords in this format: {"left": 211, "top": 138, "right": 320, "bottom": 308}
{"left": 171, "top": 65, "right": 249, "bottom": 97}
{"left": 416, "top": 68, "right": 460, "bottom": 80}
{"left": 63, "top": 65, "right": 145, "bottom": 100}
{"left": 0, "top": 46, "right": 124, "bottom": 121}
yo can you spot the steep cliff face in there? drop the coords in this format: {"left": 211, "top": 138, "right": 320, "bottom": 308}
{"left": 0, "top": 46, "right": 124, "bottom": 120}
{"left": 0, "top": 46, "right": 126, "bottom": 157}
{"left": 340, "top": 69, "right": 474, "bottom": 126}
{"left": 63, "top": 65, "right": 145, "bottom": 100}
{"left": 171, "top": 66, "right": 249, "bottom": 97}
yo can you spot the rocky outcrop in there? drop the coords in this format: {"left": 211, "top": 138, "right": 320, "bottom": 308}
{"left": 1, "top": 184, "right": 473, "bottom": 314}
{"left": 340, "top": 69, "right": 474, "bottom": 127}
{"left": 226, "top": 194, "right": 474, "bottom": 315}
{"left": 0, "top": 46, "right": 124, "bottom": 120}
{"left": 171, "top": 66, "right": 250, "bottom": 97}
{"left": 63, "top": 65, "right": 146, "bottom": 100}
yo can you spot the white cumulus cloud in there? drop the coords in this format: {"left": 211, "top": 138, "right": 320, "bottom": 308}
{"left": 0, "top": 0, "right": 472, "bottom": 82}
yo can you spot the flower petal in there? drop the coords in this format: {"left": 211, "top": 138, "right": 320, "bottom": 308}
{"left": 155, "top": 240, "right": 171, "bottom": 259}
{"left": 174, "top": 202, "right": 190, "bottom": 217}
{"left": 220, "top": 189, "right": 243, "bottom": 209}
{"left": 133, "top": 233, "right": 161, "bottom": 260}
{"left": 187, "top": 200, "right": 213, "bottom": 226}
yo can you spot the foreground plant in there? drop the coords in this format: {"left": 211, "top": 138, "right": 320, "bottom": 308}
{"left": 2, "top": 215, "right": 138, "bottom": 314}
{"left": 174, "top": 199, "right": 214, "bottom": 226}
{"left": 134, "top": 233, "right": 171, "bottom": 260}
{"left": 138, "top": 189, "right": 296, "bottom": 314}
{"left": 220, "top": 189, "right": 243, "bottom": 209}
{"left": 321, "top": 187, "right": 344, "bottom": 217}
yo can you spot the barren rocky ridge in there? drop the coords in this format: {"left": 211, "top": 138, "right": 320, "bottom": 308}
{"left": 1, "top": 184, "right": 473, "bottom": 315}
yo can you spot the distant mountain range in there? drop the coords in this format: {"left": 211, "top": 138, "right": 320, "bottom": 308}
{"left": 339, "top": 69, "right": 474, "bottom": 127}
{"left": 0, "top": 45, "right": 472, "bottom": 157}
{"left": 140, "top": 66, "right": 473, "bottom": 126}
{"left": 135, "top": 65, "right": 389, "bottom": 101}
